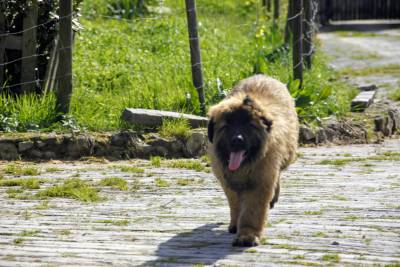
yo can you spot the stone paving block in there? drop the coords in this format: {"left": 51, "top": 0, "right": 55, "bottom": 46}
{"left": 351, "top": 90, "right": 377, "bottom": 112}
{"left": 0, "top": 140, "right": 399, "bottom": 266}
{"left": 122, "top": 108, "right": 208, "bottom": 128}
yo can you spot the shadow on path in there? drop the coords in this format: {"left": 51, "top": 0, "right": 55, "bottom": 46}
{"left": 142, "top": 223, "right": 244, "bottom": 266}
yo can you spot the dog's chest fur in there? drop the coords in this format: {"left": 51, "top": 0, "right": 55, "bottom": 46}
{"left": 223, "top": 168, "right": 258, "bottom": 192}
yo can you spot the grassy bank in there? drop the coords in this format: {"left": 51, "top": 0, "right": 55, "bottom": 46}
{"left": 0, "top": 0, "right": 357, "bottom": 132}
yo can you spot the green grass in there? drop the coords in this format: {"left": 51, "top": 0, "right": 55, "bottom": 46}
{"left": 36, "top": 178, "right": 102, "bottom": 202}
{"left": 333, "top": 195, "right": 348, "bottom": 201}
{"left": 119, "top": 166, "right": 145, "bottom": 173}
{"left": 304, "top": 210, "right": 323, "bottom": 215}
{"left": 150, "top": 156, "right": 162, "bottom": 167}
{"left": 165, "top": 159, "right": 205, "bottom": 172}
{"left": 272, "top": 244, "right": 300, "bottom": 250}
{"left": 312, "top": 231, "right": 327, "bottom": 238}
{"left": 99, "top": 177, "right": 128, "bottom": 190}
{"left": 18, "top": 230, "right": 40, "bottom": 237}
{"left": 343, "top": 215, "right": 359, "bottom": 221}
{"left": 389, "top": 88, "right": 400, "bottom": 101}
{"left": 12, "top": 238, "right": 25, "bottom": 245}
{"left": 159, "top": 118, "right": 191, "bottom": 139}
{"left": 321, "top": 253, "right": 340, "bottom": 263}
{"left": 46, "top": 167, "right": 63, "bottom": 173}
{"left": 3, "top": 164, "right": 40, "bottom": 176}
{"left": 335, "top": 31, "right": 385, "bottom": 38}
{"left": 340, "top": 64, "right": 400, "bottom": 77}
{"left": 0, "top": 0, "right": 357, "bottom": 132}
{"left": 155, "top": 177, "right": 169, "bottom": 188}
{"left": 95, "top": 219, "right": 129, "bottom": 226}
{"left": 244, "top": 248, "right": 257, "bottom": 253}
{"left": 0, "top": 178, "right": 45, "bottom": 189}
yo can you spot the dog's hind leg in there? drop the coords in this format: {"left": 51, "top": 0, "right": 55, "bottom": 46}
{"left": 269, "top": 179, "right": 280, "bottom": 209}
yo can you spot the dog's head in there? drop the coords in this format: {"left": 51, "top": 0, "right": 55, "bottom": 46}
{"left": 208, "top": 96, "right": 272, "bottom": 172}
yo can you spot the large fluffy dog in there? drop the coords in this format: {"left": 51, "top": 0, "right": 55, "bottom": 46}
{"left": 207, "top": 74, "right": 299, "bottom": 247}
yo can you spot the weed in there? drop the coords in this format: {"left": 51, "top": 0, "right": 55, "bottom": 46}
{"left": 304, "top": 210, "right": 323, "bottom": 215}
{"left": 293, "top": 254, "right": 305, "bottom": 259}
{"left": 95, "top": 219, "right": 129, "bottom": 226}
{"left": 321, "top": 253, "right": 340, "bottom": 263}
{"left": 130, "top": 178, "right": 142, "bottom": 191}
{"left": 312, "top": 231, "right": 327, "bottom": 238}
{"left": 176, "top": 178, "right": 196, "bottom": 186}
{"left": 119, "top": 166, "right": 145, "bottom": 173}
{"left": 159, "top": 117, "right": 191, "bottom": 139}
{"left": 35, "top": 200, "right": 51, "bottom": 210}
{"left": 18, "top": 230, "right": 40, "bottom": 237}
{"left": 99, "top": 177, "right": 128, "bottom": 190}
{"left": 12, "top": 238, "right": 25, "bottom": 245}
{"left": 340, "top": 64, "right": 400, "bottom": 77}
{"left": 155, "top": 177, "right": 169, "bottom": 188}
{"left": 0, "top": 178, "right": 45, "bottom": 189}
{"left": 260, "top": 237, "right": 268, "bottom": 245}
{"left": 165, "top": 159, "right": 205, "bottom": 172}
{"left": 389, "top": 88, "right": 400, "bottom": 101}
{"left": 333, "top": 195, "right": 348, "bottom": 201}
{"left": 150, "top": 156, "right": 162, "bottom": 167}
{"left": 343, "top": 215, "right": 359, "bottom": 221}
{"left": 3, "top": 164, "right": 40, "bottom": 176}
{"left": 46, "top": 167, "right": 63, "bottom": 173}
{"left": 36, "top": 178, "right": 102, "bottom": 202}
{"left": 272, "top": 244, "right": 299, "bottom": 250}
{"left": 245, "top": 248, "right": 257, "bottom": 253}
{"left": 57, "top": 229, "right": 71, "bottom": 236}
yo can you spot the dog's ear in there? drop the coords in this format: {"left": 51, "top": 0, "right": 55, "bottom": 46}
{"left": 261, "top": 116, "right": 273, "bottom": 131}
{"left": 207, "top": 117, "right": 215, "bottom": 143}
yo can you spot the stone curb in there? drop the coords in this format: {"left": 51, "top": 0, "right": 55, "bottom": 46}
{"left": 0, "top": 130, "right": 208, "bottom": 161}
{"left": 1, "top": 108, "right": 399, "bottom": 161}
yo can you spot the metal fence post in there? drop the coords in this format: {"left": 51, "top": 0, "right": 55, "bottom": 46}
{"left": 56, "top": 0, "right": 73, "bottom": 114}
{"left": 185, "top": 0, "right": 206, "bottom": 116}
{"left": 303, "top": 0, "right": 314, "bottom": 69}
{"left": 0, "top": 11, "right": 5, "bottom": 90}
{"left": 293, "top": 0, "right": 303, "bottom": 87}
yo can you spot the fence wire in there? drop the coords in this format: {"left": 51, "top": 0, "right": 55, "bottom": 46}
{"left": 1, "top": 0, "right": 318, "bottom": 110}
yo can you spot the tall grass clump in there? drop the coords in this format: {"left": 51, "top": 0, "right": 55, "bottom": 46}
{"left": 0, "top": 93, "right": 58, "bottom": 131}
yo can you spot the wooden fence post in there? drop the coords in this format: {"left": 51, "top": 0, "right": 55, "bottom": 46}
{"left": 292, "top": 0, "right": 303, "bottom": 87}
{"left": 0, "top": 11, "right": 5, "bottom": 90}
{"left": 21, "top": 0, "right": 38, "bottom": 93}
{"left": 56, "top": 0, "right": 73, "bottom": 114}
{"left": 303, "top": 0, "right": 314, "bottom": 69}
{"left": 273, "top": 0, "right": 280, "bottom": 22}
{"left": 185, "top": 0, "right": 206, "bottom": 116}
{"left": 284, "top": 0, "right": 293, "bottom": 46}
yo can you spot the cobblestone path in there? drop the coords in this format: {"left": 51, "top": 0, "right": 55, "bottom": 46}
{"left": 0, "top": 140, "right": 399, "bottom": 266}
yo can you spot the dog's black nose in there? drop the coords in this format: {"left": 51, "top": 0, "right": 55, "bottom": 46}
{"left": 231, "top": 134, "right": 245, "bottom": 148}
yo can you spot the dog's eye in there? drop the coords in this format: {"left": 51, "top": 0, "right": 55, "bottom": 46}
{"left": 218, "top": 125, "right": 228, "bottom": 132}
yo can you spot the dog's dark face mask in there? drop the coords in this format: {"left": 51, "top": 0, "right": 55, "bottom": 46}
{"left": 208, "top": 106, "right": 272, "bottom": 172}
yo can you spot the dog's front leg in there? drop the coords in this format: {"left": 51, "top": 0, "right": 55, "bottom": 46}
{"left": 232, "top": 186, "right": 273, "bottom": 247}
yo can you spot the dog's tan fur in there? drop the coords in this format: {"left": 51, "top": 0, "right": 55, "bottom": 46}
{"left": 208, "top": 74, "right": 299, "bottom": 246}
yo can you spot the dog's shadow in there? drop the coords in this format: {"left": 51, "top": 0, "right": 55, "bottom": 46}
{"left": 142, "top": 223, "right": 244, "bottom": 266}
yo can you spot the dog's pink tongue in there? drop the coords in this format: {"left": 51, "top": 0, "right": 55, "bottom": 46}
{"left": 229, "top": 151, "right": 245, "bottom": 171}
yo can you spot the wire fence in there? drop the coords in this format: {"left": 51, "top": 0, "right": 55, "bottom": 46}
{"left": 0, "top": 0, "right": 321, "bottom": 116}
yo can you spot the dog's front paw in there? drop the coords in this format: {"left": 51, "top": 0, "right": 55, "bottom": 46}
{"left": 228, "top": 224, "right": 237, "bottom": 234}
{"left": 232, "top": 234, "right": 260, "bottom": 247}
